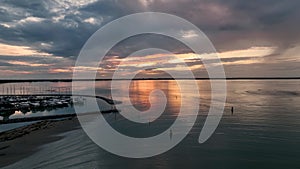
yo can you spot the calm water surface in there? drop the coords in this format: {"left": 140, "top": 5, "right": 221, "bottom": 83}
{"left": 1, "top": 80, "right": 300, "bottom": 169}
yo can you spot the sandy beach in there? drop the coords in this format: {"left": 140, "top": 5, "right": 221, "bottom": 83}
{"left": 0, "top": 118, "right": 81, "bottom": 168}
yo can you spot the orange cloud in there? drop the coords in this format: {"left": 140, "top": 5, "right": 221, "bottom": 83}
{"left": 0, "top": 43, "right": 52, "bottom": 56}
{"left": 104, "top": 46, "right": 276, "bottom": 75}
{"left": 7, "top": 61, "right": 53, "bottom": 67}
{"left": 1, "top": 70, "right": 32, "bottom": 75}
{"left": 49, "top": 68, "right": 73, "bottom": 73}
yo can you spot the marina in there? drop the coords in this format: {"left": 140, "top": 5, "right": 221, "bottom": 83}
{"left": 0, "top": 94, "right": 120, "bottom": 122}
{"left": 0, "top": 95, "right": 81, "bottom": 121}
{"left": 0, "top": 83, "right": 121, "bottom": 122}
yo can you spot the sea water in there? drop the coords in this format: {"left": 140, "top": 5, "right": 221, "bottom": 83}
{"left": 1, "top": 80, "right": 300, "bottom": 169}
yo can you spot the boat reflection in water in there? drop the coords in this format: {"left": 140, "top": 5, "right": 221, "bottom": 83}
{"left": 0, "top": 96, "right": 85, "bottom": 121}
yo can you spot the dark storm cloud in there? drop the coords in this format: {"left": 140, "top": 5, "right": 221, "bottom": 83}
{"left": 130, "top": 0, "right": 299, "bottom": 53}
{"left": 81, "top": 0, "right": 127, "bottom": 17}
{"left": 0, "top": 0, "right": 300, "bottom": 58}
{"left": 1, "top": 23, "right": 85, "bottom": 57}
{"left": 0, "top": 0, "right": 115, "bottom": 57}
{"left": 106, "top": 34, "right": 193, "bottom": 58}
{"left": 1, "top": 0, "right": 54, "bottom": 18}
{"left": 17, "top": 20, "right": 96, "bottom": 57}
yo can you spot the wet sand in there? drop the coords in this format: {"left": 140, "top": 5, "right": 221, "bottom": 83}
{"left": 0, "top": 118, "right": 81, "bottom": 168}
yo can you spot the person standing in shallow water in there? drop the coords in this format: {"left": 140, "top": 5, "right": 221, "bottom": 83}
{"left": 170, "top": 129, "right": 173, "bottom": 140}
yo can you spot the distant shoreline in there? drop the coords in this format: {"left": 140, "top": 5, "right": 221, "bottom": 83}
{"left": 0, "top": 77, "right": 300, "bottom": 83}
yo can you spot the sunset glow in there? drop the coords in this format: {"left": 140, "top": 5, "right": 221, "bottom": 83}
{"left": 0, "top": 0, "right": 299, "bottom": 79}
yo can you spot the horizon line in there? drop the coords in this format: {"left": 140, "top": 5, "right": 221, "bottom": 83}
{"left": 0, "top": 77, "right": 300, "bottom": 83}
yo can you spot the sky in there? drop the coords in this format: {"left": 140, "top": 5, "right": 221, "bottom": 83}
{"left": 0, "top": 0, "right": 300, "bottom": 79}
